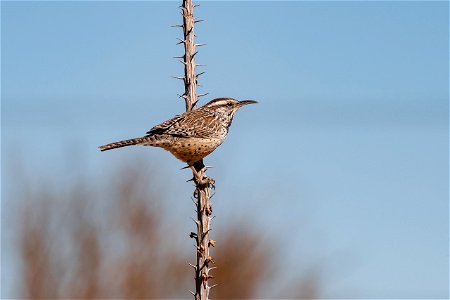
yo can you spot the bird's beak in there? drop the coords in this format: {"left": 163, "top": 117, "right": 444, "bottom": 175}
{"left": 238, "top": 100, "right": 258, "bottom": 106}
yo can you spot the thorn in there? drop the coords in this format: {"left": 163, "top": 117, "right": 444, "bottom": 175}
{"left": 177, "top": 93, "right": 187, "bottom": 99}
{"left": 176, "top": 38, "right": 186, "bottom": 45}
{"left": 186, "top": 178, "right": 194, "bottom": 183}
{"left": 196, "top": 71, "right": 205, "bottom": 77}
{"left": 178, "top": 59, "right": 187, "bottom": 65}
{"left": 201, "top": 272, "right": 209, "bottom": 288}
{"left": 194, "top": 19, "right": 205, "bottom": 23}
{"left": 190, "top": 51, "right": 198, "bottom": 62}
{"left": 205, "top": 256, "right": 215, "bottom": 266}
{"left": 189, "top": 290, "right": 195, "bottom": 296}
{"left": 198, "top": 93, "right": 209, "bottom": 98}
{"left": 197, "top": 244, "right": 205, "bottom": 254}
{"left": 173, "top": 55, "right": 184, "bottom": 59}
{"left": 171, "top": 24, "right": 184, "bottom": 28}
{"left": 209, "top": 283, "right": 218, "bottom": 289}
{"left": 209, "top": 267, "right": 217, "bottom": 272}
{"left": 172, "top": 76, "right": 185, "bottom": 80}
{"left": 195, "top": 43, "right": 207, "bottom": 47}
{"left": 188, "top": 263, "right": 197, "bottom": 270}
{"left": 205, "top": 205, "right": 213, "bottom": 216}
{"left": 194, "top": 4, "right": 200, "bottom": 7}
{"left": 203, "top": 228, "right": 212, "bottom": 237}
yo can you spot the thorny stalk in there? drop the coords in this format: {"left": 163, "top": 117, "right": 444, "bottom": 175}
{"left": 176, "top": 0, "right": 214, "bottom": 299}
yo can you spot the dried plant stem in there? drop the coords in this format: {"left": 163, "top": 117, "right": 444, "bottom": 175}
{"left": 178, "top": 0, "right": 214, "bottom": 299}
{"left": 191, "top": 166, "right": 214, "bottom": 300}
{"left": 181, "top": 0, "right": 198, "bottom": 112}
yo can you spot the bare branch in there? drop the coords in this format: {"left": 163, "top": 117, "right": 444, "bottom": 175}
{"left": 179, "top": 1, "right": 214, "bottom": 299}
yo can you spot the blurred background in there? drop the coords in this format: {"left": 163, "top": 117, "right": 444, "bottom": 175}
{"left": 2, "top": 1, "right": 448, "bottom": 299}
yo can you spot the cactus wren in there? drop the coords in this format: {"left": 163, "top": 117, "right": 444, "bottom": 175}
{"left": 99, "top": 98, "right": 257, "bottom": 165}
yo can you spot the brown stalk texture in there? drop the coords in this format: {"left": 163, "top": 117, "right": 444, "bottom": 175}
{"left": 177, "top": 0, "right": 214, "bottom": 298}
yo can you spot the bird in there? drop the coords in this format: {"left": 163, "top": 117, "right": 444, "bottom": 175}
{"left": 99, "top": 98, "right": 257, "bottom": 166}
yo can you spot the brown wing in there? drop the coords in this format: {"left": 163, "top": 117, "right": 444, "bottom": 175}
{"left": 146, "top": 113, "right": 186, "bottom": 135}
{"left": 146, "top": 109, "right": 220, "bottom": 138}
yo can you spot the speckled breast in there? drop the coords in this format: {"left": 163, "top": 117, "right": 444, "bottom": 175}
{"left": 166, "top": 137, "right": 224, "bottom": 165}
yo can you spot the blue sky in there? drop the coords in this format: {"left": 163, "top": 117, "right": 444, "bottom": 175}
{"left": 2, "top": 1, "right": 449, "bottom": 298}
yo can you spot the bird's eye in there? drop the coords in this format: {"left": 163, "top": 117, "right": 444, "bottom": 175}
{"left": 227, "top": 103, "right": 233, "bottom": 107}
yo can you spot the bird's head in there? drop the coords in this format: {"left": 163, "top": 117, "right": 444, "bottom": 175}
{"left": 204, "top": 98, "right": 257, "bottom": 118}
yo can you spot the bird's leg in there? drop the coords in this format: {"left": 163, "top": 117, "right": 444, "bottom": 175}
{"left": 190, "top": 165, "right": 201, "bottom": 180}
{"left": 192, "top": 160, "right": 205, "bottom": 173}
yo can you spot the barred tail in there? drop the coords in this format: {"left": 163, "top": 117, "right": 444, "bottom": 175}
{"left": 99, "top": 136, "right": 152, "bottom": 152}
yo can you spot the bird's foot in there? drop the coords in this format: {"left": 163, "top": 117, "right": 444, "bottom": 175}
{"left": 203, "top": 176, "right": 215, "bottom": 189}
{"left": 190, "top": 166, "right": 215, "bottom": 189}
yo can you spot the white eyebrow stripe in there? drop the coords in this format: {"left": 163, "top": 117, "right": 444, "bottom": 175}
{"left": 208, "top": 100, "right": 229, "bottom": 106}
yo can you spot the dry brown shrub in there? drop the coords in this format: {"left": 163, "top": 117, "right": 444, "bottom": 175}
{"left": 16, "top": 161, "right": 320, "bottom": 299}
